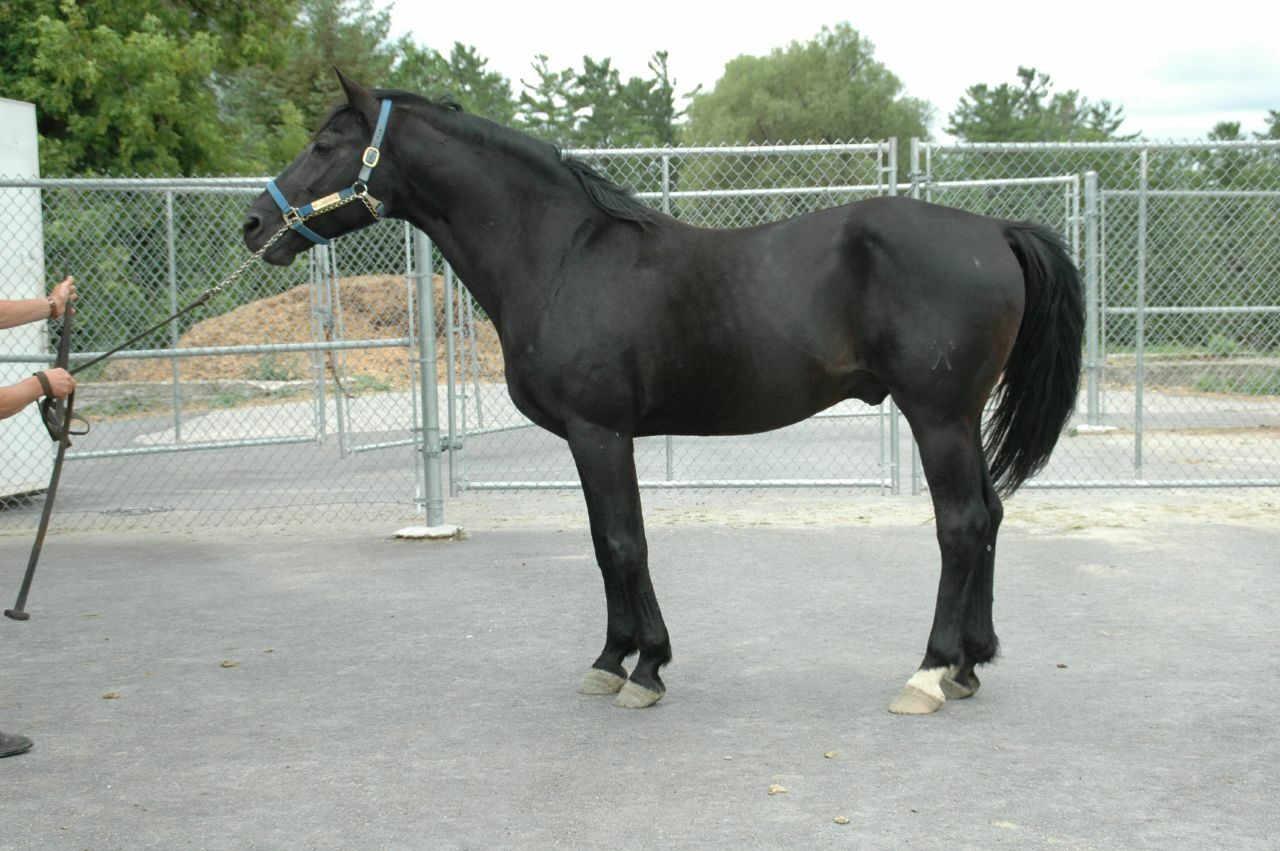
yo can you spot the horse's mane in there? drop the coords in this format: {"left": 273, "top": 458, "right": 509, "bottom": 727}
{"left": 361, "top": 88, "right": 656, "bottom": 226}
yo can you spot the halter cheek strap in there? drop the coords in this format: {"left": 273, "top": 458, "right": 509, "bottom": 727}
{"left": 359, "top": 99, "right": 393, "bottom": 187}
{"left": 266, "top": 98, "right": 393, "bottom": 246}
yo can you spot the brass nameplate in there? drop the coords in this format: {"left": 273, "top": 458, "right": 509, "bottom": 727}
{"left": 311, "top": 192, "right": 343, "bottom": 211}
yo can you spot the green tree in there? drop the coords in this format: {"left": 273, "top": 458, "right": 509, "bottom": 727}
{"left": 1256, "top": 110, "right": 1280, "bottom": 140}
{"left": 676, "top": 24, "right": 924, "bottom": 224}
{"left": 0, "top": 0, "right": 292, "bottom": 88}
{"left": 1209, "top": 121, "right": 1243, "bottom": 142}
{"left": 219, "top": 0, "right": 400, "bottom": 171}
{"left": 216, "top": 75, "right": 312, "bottom": 175}
{"left": 23, "top": 12, "right": 227, "bottom": 175}
{"left": 515, "top": 54, "right": 577, "bottom": 142}
{"left": 570, "top": 56, "right": 629, "bottom": 146}
{"left": 271, "top": 0, "right": 398, "bottom": 131}
{"left": 1, "top": 0, "right": 297, "bottom": 175}
{"left": 512, "top": 52, "right": 680, "bottom": 148}
{"left": 682, "top": 23, "right": 930, "bottom": 145}
{"left": 389, "top": 41, "right": 515, "bottom": 125}
{"left": 947, "top": 66, "right": 1134, "bottom": 142}
{"left": 610, "top": 51, "right": 681, "bottom": 148}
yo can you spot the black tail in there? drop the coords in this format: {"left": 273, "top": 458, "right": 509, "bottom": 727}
{"left": 985, "top": 223, "right": 1085, "bottom": 495}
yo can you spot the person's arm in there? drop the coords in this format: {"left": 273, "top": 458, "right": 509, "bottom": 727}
{"left": 0, "top": 298, "right": 57, "bottom": 330}
{"left": 0, "top": 376, "right": 45, "bottom": 419}
{"left": 0, "top": 368, "right": 75, "bottom": 420}
{"left": 0, "top": 276, "right": 77, "bottom": 330}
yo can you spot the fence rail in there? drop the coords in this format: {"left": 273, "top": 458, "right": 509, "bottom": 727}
{"left": 1, "top": 137, "right": 1277, "bottom": 532}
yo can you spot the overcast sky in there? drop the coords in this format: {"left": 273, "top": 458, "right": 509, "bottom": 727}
{"left": 387, "top": 0, "right": 1280, "bottom": 141}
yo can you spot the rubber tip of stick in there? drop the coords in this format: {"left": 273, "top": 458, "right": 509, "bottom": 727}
{"left": 4, "top": 609, "right": 30, "bottom": 621}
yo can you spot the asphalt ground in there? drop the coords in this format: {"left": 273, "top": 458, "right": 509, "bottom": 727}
{"left": 1, "top": 489, "right": 1278, "bottom": 849}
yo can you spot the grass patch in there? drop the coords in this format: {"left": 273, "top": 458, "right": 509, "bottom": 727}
{"left": 344, "top": 373, "right": 394, "bottom": 394}
{"left": 1194, "top": 371, "right": 1280, "bottom": 396}
{"left": 245, "top": 346, "right": 305, "bottom": 382}
{"left": 211, "top": 388, "right": 256, "bottom": 408}
{"left": 77, "top": 395, "right": 167, "bottom": 419}
{"left": 1104, "top": 343, "right": 1270, "bottom": 359}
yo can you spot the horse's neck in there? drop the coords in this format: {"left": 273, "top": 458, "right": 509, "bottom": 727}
{"left": 402, "top": 159, "right": 590, "bottom": 330}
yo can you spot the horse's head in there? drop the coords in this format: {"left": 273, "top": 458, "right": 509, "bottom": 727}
{"left": 243, "top": 69, "right": 401, "bottom": 266}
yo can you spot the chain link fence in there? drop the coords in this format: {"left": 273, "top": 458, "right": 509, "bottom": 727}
{"left": 913, "top": 140, "right": 1280, "bottom": 488}
{"left": 0, "top": 177, "right": 434, "bottom": 531}
{"left": 2, "top": 139, "right": 1277, "bottom": 533}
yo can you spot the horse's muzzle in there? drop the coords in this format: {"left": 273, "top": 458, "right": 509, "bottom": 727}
{"left": 241, "top": 206, "right": 299, "bottom": 266}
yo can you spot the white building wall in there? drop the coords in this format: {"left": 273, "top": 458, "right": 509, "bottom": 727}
{"left": 0, "top": 98, "right": 52, "bottom": 497}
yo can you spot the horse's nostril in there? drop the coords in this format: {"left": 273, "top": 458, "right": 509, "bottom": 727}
{"left": 242, "top": 213, "right": 263, "bottom": 235}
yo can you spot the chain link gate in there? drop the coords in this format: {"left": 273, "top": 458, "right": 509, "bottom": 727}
{"left": 434, "top": 142, "right": 904, "bottom": 494}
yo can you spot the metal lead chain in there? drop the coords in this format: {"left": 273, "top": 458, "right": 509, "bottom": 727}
{"left": 206, "top": 222, "right": 291, "bottom": 299}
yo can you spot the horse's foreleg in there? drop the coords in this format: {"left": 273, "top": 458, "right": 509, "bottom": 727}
{"left": 568, "top": 423, "right": 671, "bottom": 708}
{"left": 889, "top": 419, "right": 991, "bottom": 715}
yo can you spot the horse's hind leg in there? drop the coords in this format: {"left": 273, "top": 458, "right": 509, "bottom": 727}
{"left": 568, "top": 422, "right": 671, "bottom": 708}
{"left": 942, "top": 429, "right": 1003, "bottom": 701}
{"left": 889, "top": 417, "right": 991, "bottom": 715}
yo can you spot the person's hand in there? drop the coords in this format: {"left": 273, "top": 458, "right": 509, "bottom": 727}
{"left": 39, "top": 368, "right": 76, "bottom": 399}
{"left": 49, "top": 276, "right": 77, "bottom": 318}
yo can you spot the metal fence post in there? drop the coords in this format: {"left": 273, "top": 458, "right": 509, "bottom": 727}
{"left": 1084, "top": 171, "right": 1101, "bottom": 425}
{"left": 306, "top": 248, "right": 329, "bottom": 442}
{"left": 903, "top": 138, "right": 925, "bottom": 495}
{"left": 464, "top": 291, "right": 484, "bottom": 430}
{"left": 443, "top": 261, "right": 461, "bottom": 496}
{"left": 412, "top": 228, "right": 446, "bottom": 526}
{"left": 662, "top": 153, "right": 675, "bottom": 483}
{"left": 1134, "top": 150, "right": 1149, "bottom": 480}
{"left": 164, "top": 190, "right": 183, "bottom": 442}
{"left": 315, "top": 245, "right": 349, "bottom": 457}
{"left": 881, "top": 140, "right": 898, "bottom": 494}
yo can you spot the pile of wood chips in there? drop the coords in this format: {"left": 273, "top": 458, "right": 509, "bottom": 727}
{"left": 106, "top": 275, "right": 504, "bottom": 386}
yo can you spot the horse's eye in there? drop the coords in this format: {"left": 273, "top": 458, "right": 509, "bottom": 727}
{"left": 313, "top": 142, "right": 334, "bottom": 156}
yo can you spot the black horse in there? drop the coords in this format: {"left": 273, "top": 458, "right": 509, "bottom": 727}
{"left": 243, "top": 71, "right": 1084, "bottom": 714}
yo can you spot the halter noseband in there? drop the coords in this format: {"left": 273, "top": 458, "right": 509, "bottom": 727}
{"left": 266, "top": 98, "right": 393, "bottom": 246}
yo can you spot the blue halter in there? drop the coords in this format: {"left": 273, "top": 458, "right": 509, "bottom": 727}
{"left": 266, "top": 98, "right": 393, "bottom": 246}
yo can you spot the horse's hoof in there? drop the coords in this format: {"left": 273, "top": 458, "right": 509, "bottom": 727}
{"left": 578, "top": 668, "right": 627, "bottom": 695}
{"left": 889, "top": 684, "right": 945, "bottom": 715}
{"left": 889, "top": 667, "right": 949, "bottom": 715}
{"left": 613, "top": 680, "right": 664, "bottom": 708}
{"left": 941, "top": 671, "right": 980, "bottom": 700}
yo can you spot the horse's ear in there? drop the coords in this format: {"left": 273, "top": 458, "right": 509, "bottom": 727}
{"left": 335, "top": 67, "right": 381, "bottom": 127}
